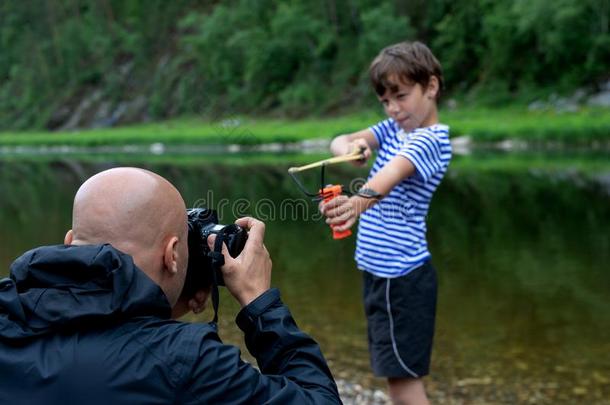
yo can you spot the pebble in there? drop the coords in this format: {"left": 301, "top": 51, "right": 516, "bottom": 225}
{"left": 336, "top": 379, "right": 390, "bottom": 405}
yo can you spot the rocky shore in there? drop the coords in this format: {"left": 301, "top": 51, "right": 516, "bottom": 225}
{"left": 336, "top": 379, "right": 390, "bottom": 405}
{"left": 336, "top": 375, "right": 610, "bottom": 405}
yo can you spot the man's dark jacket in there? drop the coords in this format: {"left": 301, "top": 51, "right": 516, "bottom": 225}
{"left": 0, "top": 244, "right": 341, "bottom": 404}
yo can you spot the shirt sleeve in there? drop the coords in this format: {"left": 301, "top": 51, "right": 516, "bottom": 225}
{"left": 180, "top": 288, "right": 341, "bottom": 404}
{"left": 369, "top": 118, "right": 396, "bottom": 148}
{"left": 398, "top": 129, "right": 444, "bottom": 183}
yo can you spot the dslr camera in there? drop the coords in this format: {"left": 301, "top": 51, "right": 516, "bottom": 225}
{"left": 182, "top": 208, "right": 248, "bottom": 297}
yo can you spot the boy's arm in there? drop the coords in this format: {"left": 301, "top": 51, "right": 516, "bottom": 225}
{"left": 321, "top": 155, "right": 415, "bottom": 232}
{"left": 330, "top": 129, "right": 379, "bottom": 165}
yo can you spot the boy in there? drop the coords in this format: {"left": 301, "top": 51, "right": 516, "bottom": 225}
{"left": 320, "top": 41, "right": 451, "bottom": 404}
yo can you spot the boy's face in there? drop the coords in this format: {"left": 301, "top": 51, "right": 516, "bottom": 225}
{"left": 377, "top": 76, "right": 439, "bottom": 132}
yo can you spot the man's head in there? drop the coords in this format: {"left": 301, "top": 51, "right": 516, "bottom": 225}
{"left": 369, "top": 41, "right": 443, "bottom": 102}
{"left": 64, "top": 167, "right": 188, "bottom": 307}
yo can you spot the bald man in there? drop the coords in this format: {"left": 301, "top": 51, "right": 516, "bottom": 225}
{"left": 0, "top": 168, "right": 340, "bottom": 404}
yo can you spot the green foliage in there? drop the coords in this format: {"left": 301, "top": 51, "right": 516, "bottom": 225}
{"left": 432, "top": 0, "right": 610, "bottom": 97}
{"left": 177, "top": 0, "right": 413, "bottom": 115}
{"left": 0, "top": 0, "right": 608, "bottom": 130}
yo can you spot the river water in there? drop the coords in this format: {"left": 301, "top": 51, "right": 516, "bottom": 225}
{"left": 0, "top": 153, "right": 608, "bottom": 404}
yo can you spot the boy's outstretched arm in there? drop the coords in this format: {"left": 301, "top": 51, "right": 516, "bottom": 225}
{"left": 320, "top": 155, "right": 416, "bottom": 232}
{"left": 330, "top": 129, "right": 379, "bottom": 166}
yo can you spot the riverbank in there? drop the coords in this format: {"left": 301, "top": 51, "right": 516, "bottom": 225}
{"left": 1, "top": 147, "right": 610, "bottom": 178}
{"left": 336, "top": 379, "right": 389, "bottom": 405}
{"left": 0, "top": 107, "right": 609, "bottom": 148}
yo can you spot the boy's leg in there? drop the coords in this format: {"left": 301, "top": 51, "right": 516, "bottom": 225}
{"left": 388, "top": 377, "right": 429, "bottom": 405}
{"left": 362, "top": 263, "right": 437, "bottom": 404}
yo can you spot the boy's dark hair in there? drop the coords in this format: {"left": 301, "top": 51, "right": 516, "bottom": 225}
{"left": 369, "top": 41, "right": 443, "bottom": 101}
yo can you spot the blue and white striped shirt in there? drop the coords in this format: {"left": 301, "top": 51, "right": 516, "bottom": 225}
{"left": 355, "top": 119, "right": 452, "bottom": 278}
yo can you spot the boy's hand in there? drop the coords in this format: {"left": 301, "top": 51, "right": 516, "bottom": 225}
{"left": 171, "top": 288, "right": 209, "bottom": 319}
{"left": 187, "top": 289, "right": 208, "bottom": 314}
{"left": 349, "top": 139, "right": 372, "bottom": 167}
{"left": 319, "top": 195, "right": 358, "bottom": 232}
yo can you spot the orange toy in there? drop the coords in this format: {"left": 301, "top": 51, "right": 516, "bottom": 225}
{"left": 319, "top": 184, "right": 352, "bottom": 239}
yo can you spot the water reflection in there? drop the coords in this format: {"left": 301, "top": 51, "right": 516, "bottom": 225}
{"left": 0, "top": 157, "right": 608, "bottom": 403}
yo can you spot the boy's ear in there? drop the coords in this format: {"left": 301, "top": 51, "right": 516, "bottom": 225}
{"left": 426, "top": 76, "right": 440, "bottom": 99}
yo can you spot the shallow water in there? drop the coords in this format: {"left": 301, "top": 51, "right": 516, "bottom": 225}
{"left": 0, "top": 155, "right": 608, "bottom": 404}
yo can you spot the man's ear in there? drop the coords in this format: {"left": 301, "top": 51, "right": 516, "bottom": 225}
{"left": 64, "top": 230, "right": 74, "bottom": 245}
{"left": 163, "top": 236, "right": 180, "bottom": 275}
{"left": 426, "top": 76, "right": 439, "bottom": 99}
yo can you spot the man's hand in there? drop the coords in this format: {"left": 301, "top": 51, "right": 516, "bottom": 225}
{"left": 207, "top": 217, "right": 272, "bottom": 307}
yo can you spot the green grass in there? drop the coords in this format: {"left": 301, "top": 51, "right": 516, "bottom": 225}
{"left": 0, "top": 107, "right": 608, "bottom": 147}
{"left": 2, "top": 149, "right": 608, "bottom": 175}
{"left": 443, "top": 107, "right": 610, "bottom": 143}
{"left": 450, "top": 151, "right": 610, "bottom": 174}
{"left": 0, "top": 151, "right": 330, "bottom": 167}
{"left": 0, "top": 112, "right": 384, "bottom": 147}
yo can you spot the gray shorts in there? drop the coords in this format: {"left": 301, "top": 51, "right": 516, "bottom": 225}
{"left": 362, "top": 261, "right": 437, "bottom": 378}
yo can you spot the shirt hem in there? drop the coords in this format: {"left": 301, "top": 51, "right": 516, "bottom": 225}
{"left": 357, "top": 255, "right": 430, "bottom": 278}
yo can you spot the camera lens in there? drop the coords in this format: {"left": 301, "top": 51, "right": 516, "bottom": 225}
{"left": 182, "top": 208, "right": 247, "bottom": 297}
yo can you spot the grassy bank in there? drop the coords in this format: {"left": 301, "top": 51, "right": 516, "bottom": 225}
{"left": 0, "top": 107, "right": 609, "bottom": 147}
{"left": 2, "top": 150, "right": 609, "bottom": 176}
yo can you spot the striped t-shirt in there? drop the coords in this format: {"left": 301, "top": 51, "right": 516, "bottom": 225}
{"left": 355, "top": 119, "right": 452, "bottom": 278}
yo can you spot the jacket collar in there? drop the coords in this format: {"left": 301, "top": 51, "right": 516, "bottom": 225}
{"left": 0, "top": 244, "right": 171, "bottom": 340}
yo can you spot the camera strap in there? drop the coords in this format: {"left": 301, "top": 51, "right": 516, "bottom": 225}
{"left": 208, "top": 230, "right": 227, "bottom": 324}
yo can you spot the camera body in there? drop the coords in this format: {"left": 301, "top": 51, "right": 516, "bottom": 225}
{"left": 182, "top": 208, "right": 248, "bottom": 297}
